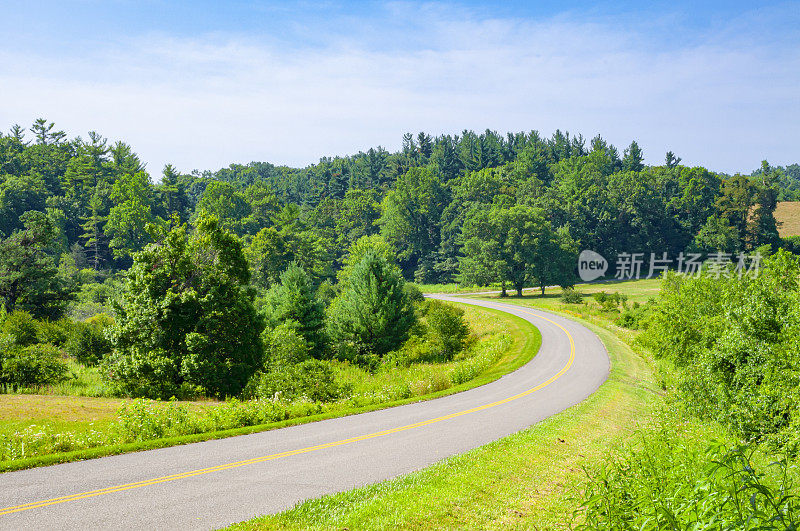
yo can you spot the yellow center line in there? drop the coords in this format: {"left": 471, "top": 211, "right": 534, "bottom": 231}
{"left": 0, "top": 306, "right": 574, "bottom": 517}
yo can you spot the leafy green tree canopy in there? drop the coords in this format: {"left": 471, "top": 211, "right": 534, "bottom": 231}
{"left": 106, "top": 215, "right": 264, "bottom": 398}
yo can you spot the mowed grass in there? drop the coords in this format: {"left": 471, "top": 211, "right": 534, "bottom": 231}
{"left": 227, "top": 281, "right": 662, "bottom": 530}
{"left": 775, "top": 201, "right": 800, "bottom": 237}
{"left": 0, "top": 304, "right": 540, "bottom": 471}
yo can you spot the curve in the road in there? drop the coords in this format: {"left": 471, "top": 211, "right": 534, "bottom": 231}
{"left": 0, "top": 296, "right": 609, "bottom": 530}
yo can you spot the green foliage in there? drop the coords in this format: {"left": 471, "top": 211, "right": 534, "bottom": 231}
{"left": 0, "top": 310, "right": 39, "bottom": 346}
{"left": 578, "top": 425, "right": 798, "bottom": 530}
{"left": 105, "top": 171, "right": 158, "bottom": 258}
{"left": 328, "top": 250, "right": 416, "bottom": 364}
{"left": 559, "top": 288, "right": 583, "bottom": 304}
{"left": 262, "top": 321, "right": 311, "bottom": 368}
{"left": 106, "top": 216, "right": 264, "bottom": 399}
{"left": 0, "top": 211, "right": 75, "bottom": 319}
{"left": 66, "top": 315, "right": 113, "bottom": 366}
{"left": 592, "top": 290, "right": 628, "bottom": 312}
{"left": 423, "top": 300, "right": 470, "bottom": 361}
{"left": 0, "top": 344, "right": 68, "bottom": 389}
{"left": 459, "top": 205, "right": 576, "bottom": 296}
{"left": 263, "top": 264, "right": 327, "bottom": 356}
{"left": 244, "top": 360, "right": 346, "bottom": 403}
{"left": 640, "top": 251, "right": 800, "bottom": 446}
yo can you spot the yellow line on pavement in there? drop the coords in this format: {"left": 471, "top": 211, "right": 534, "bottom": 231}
{"left": 0, "top": 306, "right": 574, "bottom": 517}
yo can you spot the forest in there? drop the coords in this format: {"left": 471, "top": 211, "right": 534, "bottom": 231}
{"left": 1, "top": 118, "right": 797, "bottom": 398}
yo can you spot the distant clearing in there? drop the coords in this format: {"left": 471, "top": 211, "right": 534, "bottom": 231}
{"left": 775, "top": 201, "right": 800, "bottom": 237}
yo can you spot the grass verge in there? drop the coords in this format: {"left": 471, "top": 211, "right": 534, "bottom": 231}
{"left": 0, "top": 305, "right": 540, "bottom": 473}
{"left": 226, "top": 300, "right": 659, "bottom": 530}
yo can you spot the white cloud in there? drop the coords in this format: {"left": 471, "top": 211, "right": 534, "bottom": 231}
{"left": 0, "top": 5, "right": 798, "bottom": 175}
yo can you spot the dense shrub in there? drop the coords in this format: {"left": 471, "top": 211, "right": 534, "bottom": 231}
{"left": 0, "top": 310, "right": 39, "bottom": 346}
{"left": 640, "top": 250, "right": 800, "bottom": 446}
{"left": 67, "top": 315, "right": 113, "bottom": 366}
{"left": 36, "top": 318, "right": 73, "bottom": 347}
{"left": 593, "top": 291, "right": 627, "bottom": 311}
{"left": 263, "top": 321, "right": 310, "bottom": 367}
{"left": 0, "top": 344, "right": 68, "bottom": 389}
{"left": 424, "top": 300, "right": 470, "bottom": 360}
{"left": 614, "top": 301, "right": 655, "bottom": 330}
{"left": 559, "top": 288, "right": 583, "bottom": 304}
{"left": 244, "top": 359, "right": 346, "bottom": 403}
{"left": 577, "top": 426, "right": 798, "bottom": 529}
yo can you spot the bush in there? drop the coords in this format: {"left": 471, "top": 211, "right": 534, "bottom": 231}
{"left": 0, "top": 344, "right": 68, "bottom": 389}
{"left": 263, "top": 321, "right": 310, "bottom": 368}
{"left": 404, "top": 283, "right": 425, "bottom": 304}
{"left": 559, "top": 288, "right": 583, "bottom": 304}
{"left": 244, "top": 359, "right": 347, "bottom": 403}
{"left": 0, "top": 310, "right": 39, "bottom": 346}
{"left": 67, "top": 317, "right": 113, "bottom": 366}
{"left": 593, "top": 291, "right": 627, "bottom": 311}
{"left": 424, "top": 300, "right": 470, "bottom": 360}
{"left": 36, "top": 318, "right": 73, "bottom": 347}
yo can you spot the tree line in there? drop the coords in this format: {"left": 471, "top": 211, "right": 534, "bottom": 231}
{"left": 0, "top": 119, "right": 794, "bottom": 321}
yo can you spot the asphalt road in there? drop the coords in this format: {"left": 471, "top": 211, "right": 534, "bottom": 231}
{"left": 0, "top": 296, "right": 609, "bottom": 530}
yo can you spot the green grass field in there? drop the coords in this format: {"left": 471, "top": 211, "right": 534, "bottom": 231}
{"left": 0, "top": 304, "right": 541, "bottom": 471}
{"left": 227, "top": 280, "right": 666, "bottom": 529}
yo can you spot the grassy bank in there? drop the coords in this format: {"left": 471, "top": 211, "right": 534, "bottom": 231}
{"left": 227, "top": 288, "right": 662, "bottom": 530}
{"left": 0, "top": 304, "right": 540, "bottom": 472}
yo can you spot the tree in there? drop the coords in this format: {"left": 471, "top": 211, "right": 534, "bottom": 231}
{"left": 156, "top": 164, "right": 191, "bottom": 225}
{"left": 692, "top": 215, "right": 739, "bottom": 254}
{"left": 106, "top": 216, "right": 264, "bottom": 398}
{"left": 716, "top": 174, "right": 756, "bottom": 247}
{"left": 0, "top": 211, "right": 74, "bottom": 319}
{"left": 80, "top": 186, "right": 109, "bottom": 270}
{"left": 665, "top": 151, "right": 682, "bottom": 168}
{"left": 747, "top": 161, "right": 781, "bottom": 250}
{"left": 106, "top": 171, "right": 158, "bottom": 259}
{"left": 336, "top": 234, "right": 399, "bottom": 286}
{"left": 193, "top": 181, "right": 251, "bottom": 234}
{"left": 378, "top": 167, "right": 447, "bottom": 279}
{"left": 245, "top": 225, "right": 331, "bottom": 288}
{"left": 327, "top": 250, "right": 416, "bottom": 362}
{"left": 264, "top": 263, "right": 327, "bottom": 356}
{"left": 459, "top": 205, "right": 575, "bottom": 296}
{"left": 622, "top": 141, "right": 645, "bottom": 172}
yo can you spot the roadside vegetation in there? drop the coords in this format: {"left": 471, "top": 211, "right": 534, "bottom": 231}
{"left": 232, "top": 257, "right": 800, "bottom": 529}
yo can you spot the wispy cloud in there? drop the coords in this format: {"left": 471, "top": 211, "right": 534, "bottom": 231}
{"left": 1, "top": 2, "right": 798, "bottom": 175}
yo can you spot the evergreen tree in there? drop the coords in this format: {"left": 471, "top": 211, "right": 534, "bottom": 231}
{"left": 265, "top": 263, "right": 327, "bottom": 356}
{"left": 327, "top": 250, "right": 415, "bottom": 361}
{"left": 622, "top": 140, "right": 645, "bottom": 172}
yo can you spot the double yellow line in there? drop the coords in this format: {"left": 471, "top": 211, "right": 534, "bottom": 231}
{"left": 0, "top": 306, "right": 574, "bottom": 517}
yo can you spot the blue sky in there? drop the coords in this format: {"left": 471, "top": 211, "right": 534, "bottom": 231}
{"left": 1, "top": 1, "right": 798, "bottom": 175}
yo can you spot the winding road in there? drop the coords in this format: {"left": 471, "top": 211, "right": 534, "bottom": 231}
{"left": 0, "top": 296, "right": 609, "bottom": 530}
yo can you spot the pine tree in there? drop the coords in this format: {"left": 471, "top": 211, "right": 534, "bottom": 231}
{"left": 266, "top": 263, "right": 327, "bottom": 357}
{"left": 622, "top": 140, "right": 645, "bottom": 172}
{"left": 80, "top": 188, "right": 108, "bottom": 270}
{"left": 328, "top": 250, "right": 416, "bottom": 361}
